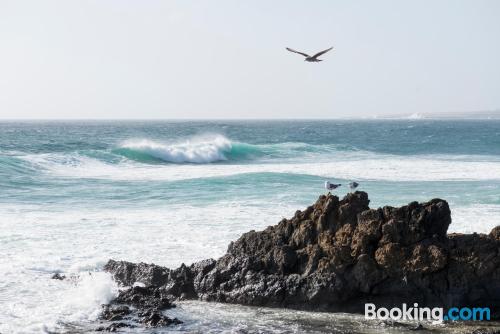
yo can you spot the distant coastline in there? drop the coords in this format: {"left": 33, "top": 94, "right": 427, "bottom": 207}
{"left": 373, "top": 110, "right": 500, "bottom": 120}
{"left": 1, "top": 110, "right": 500, "bottom": 122}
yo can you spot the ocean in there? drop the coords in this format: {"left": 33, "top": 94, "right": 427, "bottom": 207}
{"left": 1, "top": 120, "right": 499, "bottom": 333}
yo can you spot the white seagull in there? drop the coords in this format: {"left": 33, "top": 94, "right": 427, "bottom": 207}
{"left": 325, "top": 181, "right": 341, "bottom": 192}
{"left": 286, "top": 46, "right": 334, "bottom": 62}
{"left": 348, "top": 182, "right": 359, "bottom": 192}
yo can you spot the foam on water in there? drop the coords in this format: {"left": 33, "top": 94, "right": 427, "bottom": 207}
{"left": 1, "top": 197, "right": 498, "bottom": 332}
{"left": 450, "top": 204, "right": 500, "bottom": 234}
{"left": 1, "top": 121, "right": 500, "bottom": 332}
{"left": 21, "top": 151, "right": 500, "bottom": 182}
{"left": 116, "top": 135, "right": 232, "bottom": 163}
{"left": 166, "top": 301, "right": 450, "bottom": 334}
{"left": 112, "top": 136, "right": 358, "bottom": 164}
{"left": 0, "top": 269, "right": 117, "bottom": 334}
{"left": 0, "top": 201, "right": 299, "bottom": 332}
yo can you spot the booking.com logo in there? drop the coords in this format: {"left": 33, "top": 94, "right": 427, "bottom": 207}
{"left": 365, "top": 303, "right": 491, "bottom": 321}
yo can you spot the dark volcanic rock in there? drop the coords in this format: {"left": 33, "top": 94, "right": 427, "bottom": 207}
{"left": 138, "top": 309, "right": 183, "bottom": 327}
{"left": 114, "top": 286, "right": 175, "bottom": 310}
{"left": 97, "top": 285, "right": 182, "bottom": 331}
{"left": 101, "top": 304, "right": 131, "bottom": 321}
{"left": 96, "top": 321, "right": 134, "bottom": 332}
{"left": 104, "top": 261, "right": 171, "bottom": 287}
{"left": 51, "top": 273, "right": 66, "bottom": 280}
{"left": 105, "top": 191, "right": 500, "bottom": 319}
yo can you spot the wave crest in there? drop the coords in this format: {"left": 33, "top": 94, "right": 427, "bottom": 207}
{"left": 115, "top": 136, "right": 233, "bottom": 164}
{"left": 113, "top": 136, "right": 357, "bottom": 164}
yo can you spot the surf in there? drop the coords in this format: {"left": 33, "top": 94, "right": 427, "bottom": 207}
{"left": 112, "top": 135, "right": 360, "bottom": 164}
{"left": 114, "top": 135, "right": 234, "bottom": 164}
{"left": 112, "top": 135, "right": 298, "bottom": 164}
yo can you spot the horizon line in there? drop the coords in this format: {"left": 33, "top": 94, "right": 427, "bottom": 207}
{"left": 1, "top": 117, "right": 500, "bottom": 122}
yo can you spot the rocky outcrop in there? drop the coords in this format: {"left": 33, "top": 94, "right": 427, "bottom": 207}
{"left": 51, "top": 273, "right": 66, "bottom": 280}
{"left": 96, "top": 286, "right": 182, "bottom": 331}
{"left": 105, "top": 192, "right": 500, "bottom": 319}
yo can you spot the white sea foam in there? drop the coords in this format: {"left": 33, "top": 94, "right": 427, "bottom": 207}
{"left": 23, "top": 152, "right": 500, "bottom": 182}
{"left": 0, "top": 201, "right": 298, "bottom": 332}
{"left": 169, "top": 300, "right": 448, "bottom": 333}
{"left": 0, "top": 268, "right": 117, "bottom": 334}
{"left": 1, "top": 200, "right": 497, "bottom": 332}
{"left": 6, "top": 137, "right": 500, "bottom": 332}
{"left": 450, "top": 204, "right": 500, "bottom": 234}
{"left": 119, "top": 135, "right": 232, "bottom": 163}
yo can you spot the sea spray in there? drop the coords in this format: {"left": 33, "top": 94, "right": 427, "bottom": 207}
{"left": 116, "top": 135, "right": 233, "bottom": 163}
{"left": 62, "top": 272, "right": 119, "bottom": 322}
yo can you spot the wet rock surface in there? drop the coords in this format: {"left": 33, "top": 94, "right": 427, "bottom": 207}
{"left": 104, "top": 192, "right": 500, "bottom": 322}
{"left": 96, "top": 286, "right": 182, "bottom": 331}
{"left": 468, "top": 328, "right": 500, "bottom": 334}
{"left": 50, "top": 273, "right": 66, "bottom": 280}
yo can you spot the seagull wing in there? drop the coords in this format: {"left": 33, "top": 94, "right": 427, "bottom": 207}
{"left": 286, "top": 47, "right": 310, "bottom": 58}
{"left": 312, "top": 47, "right": 333, "bottom": 59}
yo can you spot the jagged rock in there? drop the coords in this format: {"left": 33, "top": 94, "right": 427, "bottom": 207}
{"left": 103, "top": 261, "right": 170, "bottom": 287}
{"left": 137, "top": 309, "right": 182, "bottom": 327}
{"left": 105, "top": 191, "right": 500, "bottom": 319}
{"left": 96, "top": 322, "right": 134, "bottom": 332}
{"left": 51, "top": 273, "right": 66, "bottom": 280}
{"left": 490, "top": 226, "right": 500, "bottom": 241}
{"left": 100, "top": 305, "right": 131, "bottom": 321}
{"left": 114, "top": 286, "right": 175, "bottom": 310}
{"left": 97, "top": 284, "right": 182, "bottom": 330}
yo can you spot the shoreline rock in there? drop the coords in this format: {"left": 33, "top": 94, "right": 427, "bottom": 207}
{"left": 96, "top": 285, "right": 182, "bottom": 331}
{"left": 104, "top": 192, "right": 500, "bottom": 322}
{"left": 50, "top": 273, "right": 66, "bottom": 280}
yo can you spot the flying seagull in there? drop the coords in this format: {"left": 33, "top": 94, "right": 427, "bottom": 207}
{"left": 286, "top": 46, "right": 334, "bottom": 62}
{"left": 325, "top": 181, "right": 341, "bottom": 192}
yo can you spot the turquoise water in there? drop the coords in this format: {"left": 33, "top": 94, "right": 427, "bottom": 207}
{"left": 0, "top": 120, "right": 499, "bottom": 333}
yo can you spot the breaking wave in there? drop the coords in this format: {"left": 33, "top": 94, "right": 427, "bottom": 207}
{"left": 114, "top": 136, "right": 234, "bottom": 164}
{"left": 112, "top": 135, "right": 347, "bottom": 164}
{"left": 5, "top": 134, "right": 500, "bottom": 182}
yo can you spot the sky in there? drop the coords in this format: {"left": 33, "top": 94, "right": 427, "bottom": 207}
{"left": 0, "top": 0, "right": 499, "bottom": 119}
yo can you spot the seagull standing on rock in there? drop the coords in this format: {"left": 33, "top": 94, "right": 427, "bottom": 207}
{"left": 286, "top": 46, "right": 334, "bottom": 62}
{"left": 348, "top": 182, "right": 359, "bottom": 192}
{"left": 325, "top": 181, "right": 341, "bottom": 193}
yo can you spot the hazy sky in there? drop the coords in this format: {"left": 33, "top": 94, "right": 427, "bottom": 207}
{"left": 0, "top": 0, "right": 499, "bottom": 119}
